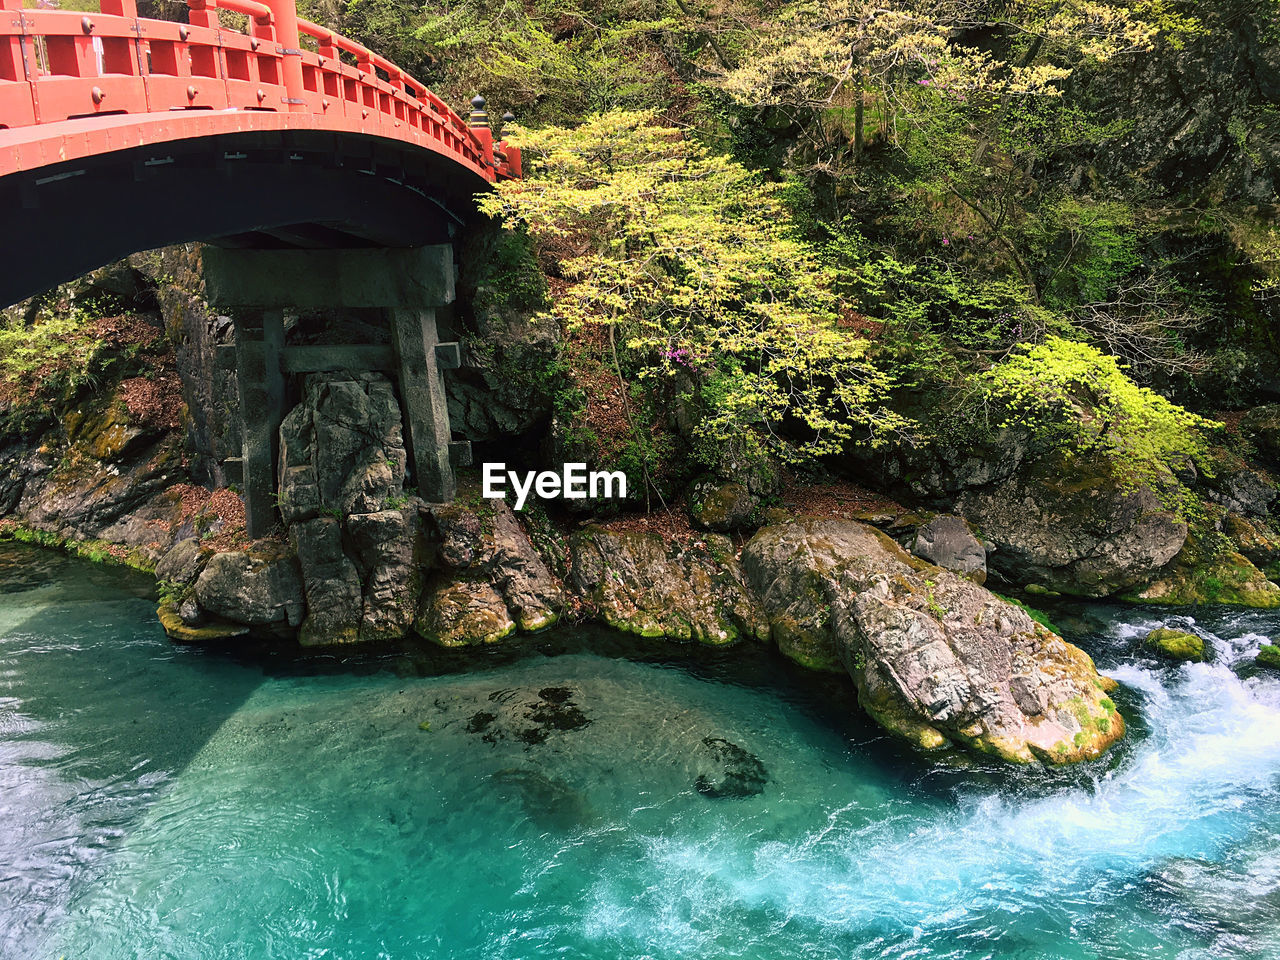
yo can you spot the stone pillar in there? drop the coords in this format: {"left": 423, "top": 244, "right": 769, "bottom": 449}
{"left": 232, "top": 309, "right": 285, "bottom": 539}
{"left": 390, "top": 306, "right": 454, "bottom": 502}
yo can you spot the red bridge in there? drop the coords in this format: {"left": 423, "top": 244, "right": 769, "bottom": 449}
{"left": 0, "top": 0, "right": 526, "bottom": 524}
{"left": 0, "top": 0, "right": 520, "bottom": 306}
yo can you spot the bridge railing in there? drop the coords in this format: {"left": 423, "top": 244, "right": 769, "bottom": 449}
{"left": 0, "top": 0, "right": 520, "bottom": 180}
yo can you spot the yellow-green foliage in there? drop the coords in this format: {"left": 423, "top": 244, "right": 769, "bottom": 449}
{"left": 984, "top": 338, "right": 1221, "bottom": 498}
{"left": 480, "top": 109, "right": 913, "bottom": 465}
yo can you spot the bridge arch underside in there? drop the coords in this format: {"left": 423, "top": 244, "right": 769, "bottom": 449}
{"left": 0, "top": 128, "right": 490, "bottom": 308}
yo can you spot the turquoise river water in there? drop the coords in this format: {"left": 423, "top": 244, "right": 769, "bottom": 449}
{"left": 2, "top": 541, "right": 1280, "bottom": 959}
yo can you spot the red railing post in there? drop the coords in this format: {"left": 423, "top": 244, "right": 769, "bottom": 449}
{"left": 264, "top": 0, "right": 304, "bottom": 111}
{"left": 100, "top": 0, "right": 139, "bottom": 17}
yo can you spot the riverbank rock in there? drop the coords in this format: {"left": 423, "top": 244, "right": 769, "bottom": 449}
{"left": 1223, "top": 515, "right": 1280, "bottom": 575}
{"left": 1143, "top": 627, "right": 1207, "bottom": 663}
{"left": 414, "top": 499, "right": 563, "bottom": 647}
{"left": 742, "top": 520, "right": 1125, "bottom": 764}
{"left": 957, "top": 463, "right": 1187, "bottom": 597}
{"left": 193, "top": 543, "right": 304, "bottom": 626}
{"left": 912, "top": 514, "right": 987, "bottom": 584}
{"left": 569, "top": 528, "right": 768, "bottom": 645}
{"left": 689, "top": 476, "right": 757, "bottom": 532}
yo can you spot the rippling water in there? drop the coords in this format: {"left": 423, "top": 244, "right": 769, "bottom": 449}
{"left": 2, "top": 542, "right": 1279, "bottom": 959}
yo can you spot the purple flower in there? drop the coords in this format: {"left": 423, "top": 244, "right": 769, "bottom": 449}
{"left": 941, "top": 238, "right": 950, "bottom": 246}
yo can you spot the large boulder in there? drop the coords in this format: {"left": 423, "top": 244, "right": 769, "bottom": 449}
{"left": 194, "top": 544, "right": 304, "bottom": 626}
{"left": 957, "top": 464, "right": 1187, "bottom": 597}
{"left": 912, "top": 514, "right": 987, "bottom": 584}
{"left": 742, "top": 520, "right": 1125, "bottom": 764}
{"left": 569, "top": 528, "right": 769, "bottom": 645}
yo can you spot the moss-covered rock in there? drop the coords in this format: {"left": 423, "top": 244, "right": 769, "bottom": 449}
{"left": 1256, "top": 644, "right": 1280, "bottom": 670}
{"left": 1129, "top": 530, "right": 1280, "bottom": 608}
{"left": 156, "top": 602, "right": 250, "bottom": 643}
{"left": 414, "top": 575, "right": 516, "bottom": 647}
{"left": 689, "top": 476, "right": 758, "bottom": 532}
{"left": 1143, "top": 627, "right": 1207, "bottom": 663}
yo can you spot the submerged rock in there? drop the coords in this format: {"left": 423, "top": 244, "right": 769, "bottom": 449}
{"left": 742, "top": 520, "right": 1125, "bottom": 764}
{"left": 157, "top": 601, "right": 250, "bottom": 643}
{"left": 694, "top": 737, "right": 769, "bottom": 798}
{"left": 957, "top": 463, "right": 1187, "bottom": 598}
{"left": 569, "top": 527, "right": 769, "bottom": 645}
{"left": 1143, "top": 627, "right": 1207, "bottom": 663}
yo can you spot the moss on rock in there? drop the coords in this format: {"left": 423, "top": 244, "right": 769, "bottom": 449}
{"left": 1256, "top": 644, "right": 1280, "bottom": 670}
{"left": 1143, "top": 627, "right": 1207, "bottom": 663}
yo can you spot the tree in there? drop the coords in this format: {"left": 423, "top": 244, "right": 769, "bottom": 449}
{"left": 478, "top": 109, "right": 913, "bottom": 466}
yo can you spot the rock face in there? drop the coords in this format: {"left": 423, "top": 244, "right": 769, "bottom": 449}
{"left": 1204, "top": 465, "right": 1277, "bottom": 520}
{"left": 569, "top": 528, "right": 769, "bottom": 645}
{"left": 194, "top": 544, "right": 304, "bottom": 626}
{"left": 957, "top": 467, "right": 1187, "bottom": 597}
{"left": 743, "top": 520, "right": 1124, "bottom": 763}
{"left": 912, "top": 514, "right": 987, "bottom": 584}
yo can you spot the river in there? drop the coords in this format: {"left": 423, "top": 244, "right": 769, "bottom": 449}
{"left": 1, "top": 542, "right": 1278, "bottom": 959}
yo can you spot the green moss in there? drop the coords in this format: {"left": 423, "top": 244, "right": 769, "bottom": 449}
{"left": 1143, "top": 627, "right": 1207, "bottom": 663}
{"left": 0, "top": 522, "right": 155, "bottom": 573}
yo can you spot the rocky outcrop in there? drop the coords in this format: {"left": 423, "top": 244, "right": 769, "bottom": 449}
{"left": 269, "top": 373, "right": 429, "bottom": 644}
{"left": 1203, "top": 464, "right": 1277, "bottom": 519}
{"left": 569, "top": 528, "right": 768, "bottom": 645}
{"left": 912, "top": 514, "right": 987, "bottom": 584}
{"left": 743, "top": 520, "right": 1124, "bottom": 763}
{"left": 957, "top": 465, "right": 1187, "bottom": 597}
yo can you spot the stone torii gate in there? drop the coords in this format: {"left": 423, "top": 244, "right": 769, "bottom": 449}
{"left": 203, "top": 245, "right": 470, "bottom": 538}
